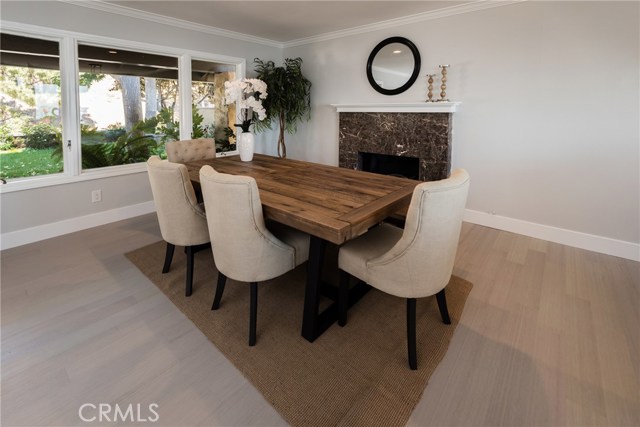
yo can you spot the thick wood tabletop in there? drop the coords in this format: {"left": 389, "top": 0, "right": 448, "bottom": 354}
{"left": 185, "top": 154, "right": 418, "bottom": 245}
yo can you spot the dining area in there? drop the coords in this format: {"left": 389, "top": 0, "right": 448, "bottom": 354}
{"left": 146, "top": 137, "right": 470, "bottom": 370}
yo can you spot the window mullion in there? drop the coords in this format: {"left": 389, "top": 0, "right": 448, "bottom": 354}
{"left": 178, "top": 54, "right": 192, "bottom": 140}
{"left": 59, "top": 36, "right": 81, "bottom": 176}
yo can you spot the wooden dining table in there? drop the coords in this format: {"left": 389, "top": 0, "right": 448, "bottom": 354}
{"left": 185, "top": 153, "right": 419, "bottom": 342}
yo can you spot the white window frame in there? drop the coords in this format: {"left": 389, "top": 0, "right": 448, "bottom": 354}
{"left": 0, "top": 20, "right": 245, "bottom": 194}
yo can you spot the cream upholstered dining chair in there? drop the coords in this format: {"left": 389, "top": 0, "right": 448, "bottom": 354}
{"left": 147, "top": 156, "right": 210, "bottom": 297}
{"left": 338, "top": 169, "right": 470, "bottom": 370}
{"left": 166, "top": 138, "right": 216, "bottom": 163}
{"left": 199, "top": 165, "right": 310, "bottom": 346}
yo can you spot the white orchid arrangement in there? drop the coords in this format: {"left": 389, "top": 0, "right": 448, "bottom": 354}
{"left": 224, "top": 78, "right": 268, "bottom": 132}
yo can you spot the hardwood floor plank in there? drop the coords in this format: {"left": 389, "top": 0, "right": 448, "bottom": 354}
{"left": 2, "top": 214, "right": 638, "bottom": 427}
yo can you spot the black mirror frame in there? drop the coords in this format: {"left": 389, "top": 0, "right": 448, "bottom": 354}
{"left": 366, "top": 37, "right": 421, "bottom": 96}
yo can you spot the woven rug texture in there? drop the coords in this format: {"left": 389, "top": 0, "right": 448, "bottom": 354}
{"left": 126, "top": 241, "right": 472, "bottom": 427}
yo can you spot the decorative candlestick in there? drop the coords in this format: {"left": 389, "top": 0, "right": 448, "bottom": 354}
{"left": 438, "top": 64, "right": 449, "bottom": 102}
{"left": 426, "top": 74, "right": 436, "bottom": 102}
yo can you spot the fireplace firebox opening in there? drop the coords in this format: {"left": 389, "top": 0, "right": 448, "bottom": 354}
{"left": 358, "top": 152, "right": 420, "bottom": 180}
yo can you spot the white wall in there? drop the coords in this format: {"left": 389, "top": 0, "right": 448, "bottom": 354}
{"left": 284, "top": 1, "right": 639, "bottom": 252}
{"left": 2, "top": 1, "right": 638, "bottom": 259}
{"left": 0, "top": 1, "right": 282, "bottom": 239}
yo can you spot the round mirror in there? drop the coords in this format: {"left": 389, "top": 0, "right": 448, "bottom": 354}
{"left": 366, "top": 37, "right": 421, "bottom": 95}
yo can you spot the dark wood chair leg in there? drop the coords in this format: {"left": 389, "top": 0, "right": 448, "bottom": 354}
{"left": 185, "top": 246, "right": 194, "bottom": 297}
{"left": 249, "top": 282, "right": 258, "bottom": 346}
{"left": 407, "top": 298, "right": 417, "bottom": 370}
{"left": 436, "top": 288, "right": 451, "bottom": 325}
{"left": 211, "top": 272, "right": 227, "bottom": 310}
{"left": 338, "top": 270, "right": 350, "bottom": 327}
{"left": 162, "top": 243, "right": 175, "bottom": 273}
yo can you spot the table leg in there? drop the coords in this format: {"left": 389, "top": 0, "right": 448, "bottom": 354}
{"left": 301, "top": 236, "right": 372, "bottom": 343}
{"left": 301, "top": 236, "right": 325, "bottom": 342}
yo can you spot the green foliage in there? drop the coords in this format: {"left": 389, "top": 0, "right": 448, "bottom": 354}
{"left": 79, "top": 72, "right": 105, "bottom": 88}
{"left": 0, "top": 147, "right": 63, "bottom": 179}
{"left": 80, "top": 124, "right": 99, "bottom": 136}
{"left": 0, "top": 124, "right": 15, "bottom": 150}
{"left": 253, "top": 57, "right": 312, "bottom": 134}
{"left": 22, "top": 122, "right": 61, "bottom": 149}
{"left": 52, "top": 116, "right": 162, "bottom": 169}
{"left": 103, "top": 124, "right": 126, "bottom": 142}
{"left": 155, "top": 107, "right": 179, "bottom": 142}
{"left": 191, "top": 106, "right": 205, "bottom": 139}
{"left": 155, "top": 105, "right": 212, "bottom": 141}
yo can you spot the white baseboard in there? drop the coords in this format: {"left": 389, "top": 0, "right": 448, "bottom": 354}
{"left": 464, "top": 209, "right": 640, "bottom": 262}
{"left": 2, "top": 203, "right": 637, "bottom": 262}
{"left": 0, "top": 201, "right": 156, "bottom": 251}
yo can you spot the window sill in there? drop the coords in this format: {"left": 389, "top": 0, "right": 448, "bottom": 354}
{"left": 0, "top": 151, "right": 239, "bottom": 194}
{"left": 0, "top": 163, "right": 148, "bottom": 194}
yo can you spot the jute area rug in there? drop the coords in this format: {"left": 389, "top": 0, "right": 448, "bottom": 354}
{"left": 126, "top": 241, "right": 472, "bottom": 427}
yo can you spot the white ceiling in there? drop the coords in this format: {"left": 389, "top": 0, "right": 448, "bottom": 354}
{"left": 106, "top": 1, "right": 467, "bottom": 43}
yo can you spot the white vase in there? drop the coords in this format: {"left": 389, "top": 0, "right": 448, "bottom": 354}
{"left": 238, "top": 131, "right": 254, "bottom": 162}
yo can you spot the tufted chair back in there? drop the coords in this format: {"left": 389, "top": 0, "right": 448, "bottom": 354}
{"left": 166, "top": 138, "right": 216, "bottom": 163}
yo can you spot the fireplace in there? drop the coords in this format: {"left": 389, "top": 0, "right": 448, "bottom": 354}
{"left": 358, "top": 151, "right": 420, "bottom": 180}
{"left": 334, "top": 103, "right": 459, "bottom": 182}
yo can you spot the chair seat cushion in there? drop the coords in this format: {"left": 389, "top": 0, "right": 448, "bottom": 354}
{"left": 268, "top": 222, "right": 310, "bottom": 267}
{"left": 338, "top": 223, "right": 403, "bottom": 282}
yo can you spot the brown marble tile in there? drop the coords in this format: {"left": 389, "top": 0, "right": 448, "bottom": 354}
{"left": 338, "top": 112, "right": 452, "bottom": 181}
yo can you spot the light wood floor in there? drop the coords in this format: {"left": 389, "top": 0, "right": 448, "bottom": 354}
{"left": 1, "top": 214, "right": 638, "bottom": 426}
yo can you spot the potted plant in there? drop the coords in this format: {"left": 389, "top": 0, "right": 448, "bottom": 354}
{"left": 254, "top": 57, "right": 311, "bottom": 158}
{"left": 223, "top": 78, "right": 267, "bottom": 161}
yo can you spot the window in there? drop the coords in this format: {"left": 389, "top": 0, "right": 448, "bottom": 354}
{"left": 78, "top": 44, "right": 179, "bottom": 169}
{"left": 0, "top": 33, "right": 63, "bottom": 179}
{"left": 0, "top": 25, "right": 244, "bottom": 189}
{"left": 191, "top": 59, "right": 236, "bottom": 153}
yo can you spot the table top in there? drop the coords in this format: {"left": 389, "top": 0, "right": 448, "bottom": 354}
{"left": 185, "top": 154, "right": 418, "bottom": 245}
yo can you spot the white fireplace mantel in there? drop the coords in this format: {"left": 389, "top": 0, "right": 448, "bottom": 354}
{"left": 331, "top": 102, "right": 460, "bottom": 113}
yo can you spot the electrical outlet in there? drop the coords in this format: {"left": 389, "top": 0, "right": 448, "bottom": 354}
{"left": 91, "top": 189, "right": 102, "bottom": 203}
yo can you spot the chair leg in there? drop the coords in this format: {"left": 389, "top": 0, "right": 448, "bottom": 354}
{"left": 162, "top": 243, "right": 175, "bottom": 273}
{"left": 338, "top": 270, "right": 350, "bottom": 327}
{"left": 249, "top": 282, "right": 258, "bottom": 346}
{"left": 407, "top": 298, "right": 417, "bottom": 370}
{"left": 211, "top": 272, "right": 227, "bottom": 310}
{"left": 185, "top": 246, "right": 194, "bottom": 297}
{"left": 436, "top": 289, "right": 451, "bottom": 325}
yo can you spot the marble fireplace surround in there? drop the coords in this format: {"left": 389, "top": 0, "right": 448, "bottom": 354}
{"left": 333, "top": 103, "right": 460, "bottom": 182}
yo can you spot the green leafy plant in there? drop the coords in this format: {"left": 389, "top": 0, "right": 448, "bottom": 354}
{"left": 104, "top": 124, "right": 126, "bottom": 142}
{"left": 0, "top": 124, "right": 15, "bottom": 150}
{"left": 22, "top": 122, "right": 61, "bottom": 149}
{"left": 191, "top": 106, "right": 205, "bottom": 139}
{"left": 155, "top": 107, "right": 180, "bottom": 142}
{"left": 52, "top": 116, "right": 161, "bottom": 169}
{"left": 254, "top": 57, "right": 311, "bottom": 158}
{"left": 155, "top": 105, "right": 204, "bottom": 141}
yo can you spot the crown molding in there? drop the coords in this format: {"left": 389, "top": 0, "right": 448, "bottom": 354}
{"left": 283, "top": 0, "right": 526, "bottom": 48}
{"left": 56, "top": 0, "right": 525, "bottom": 50}
{"left": 57, "top": 0, "right": 284, "bottom": 48}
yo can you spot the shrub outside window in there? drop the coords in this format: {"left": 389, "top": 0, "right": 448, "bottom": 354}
{"left": 78, "top": 44, "right": 180, "bottom": 169}
{"left": 0, "top": 33, "right": 64, "bottom": 179}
